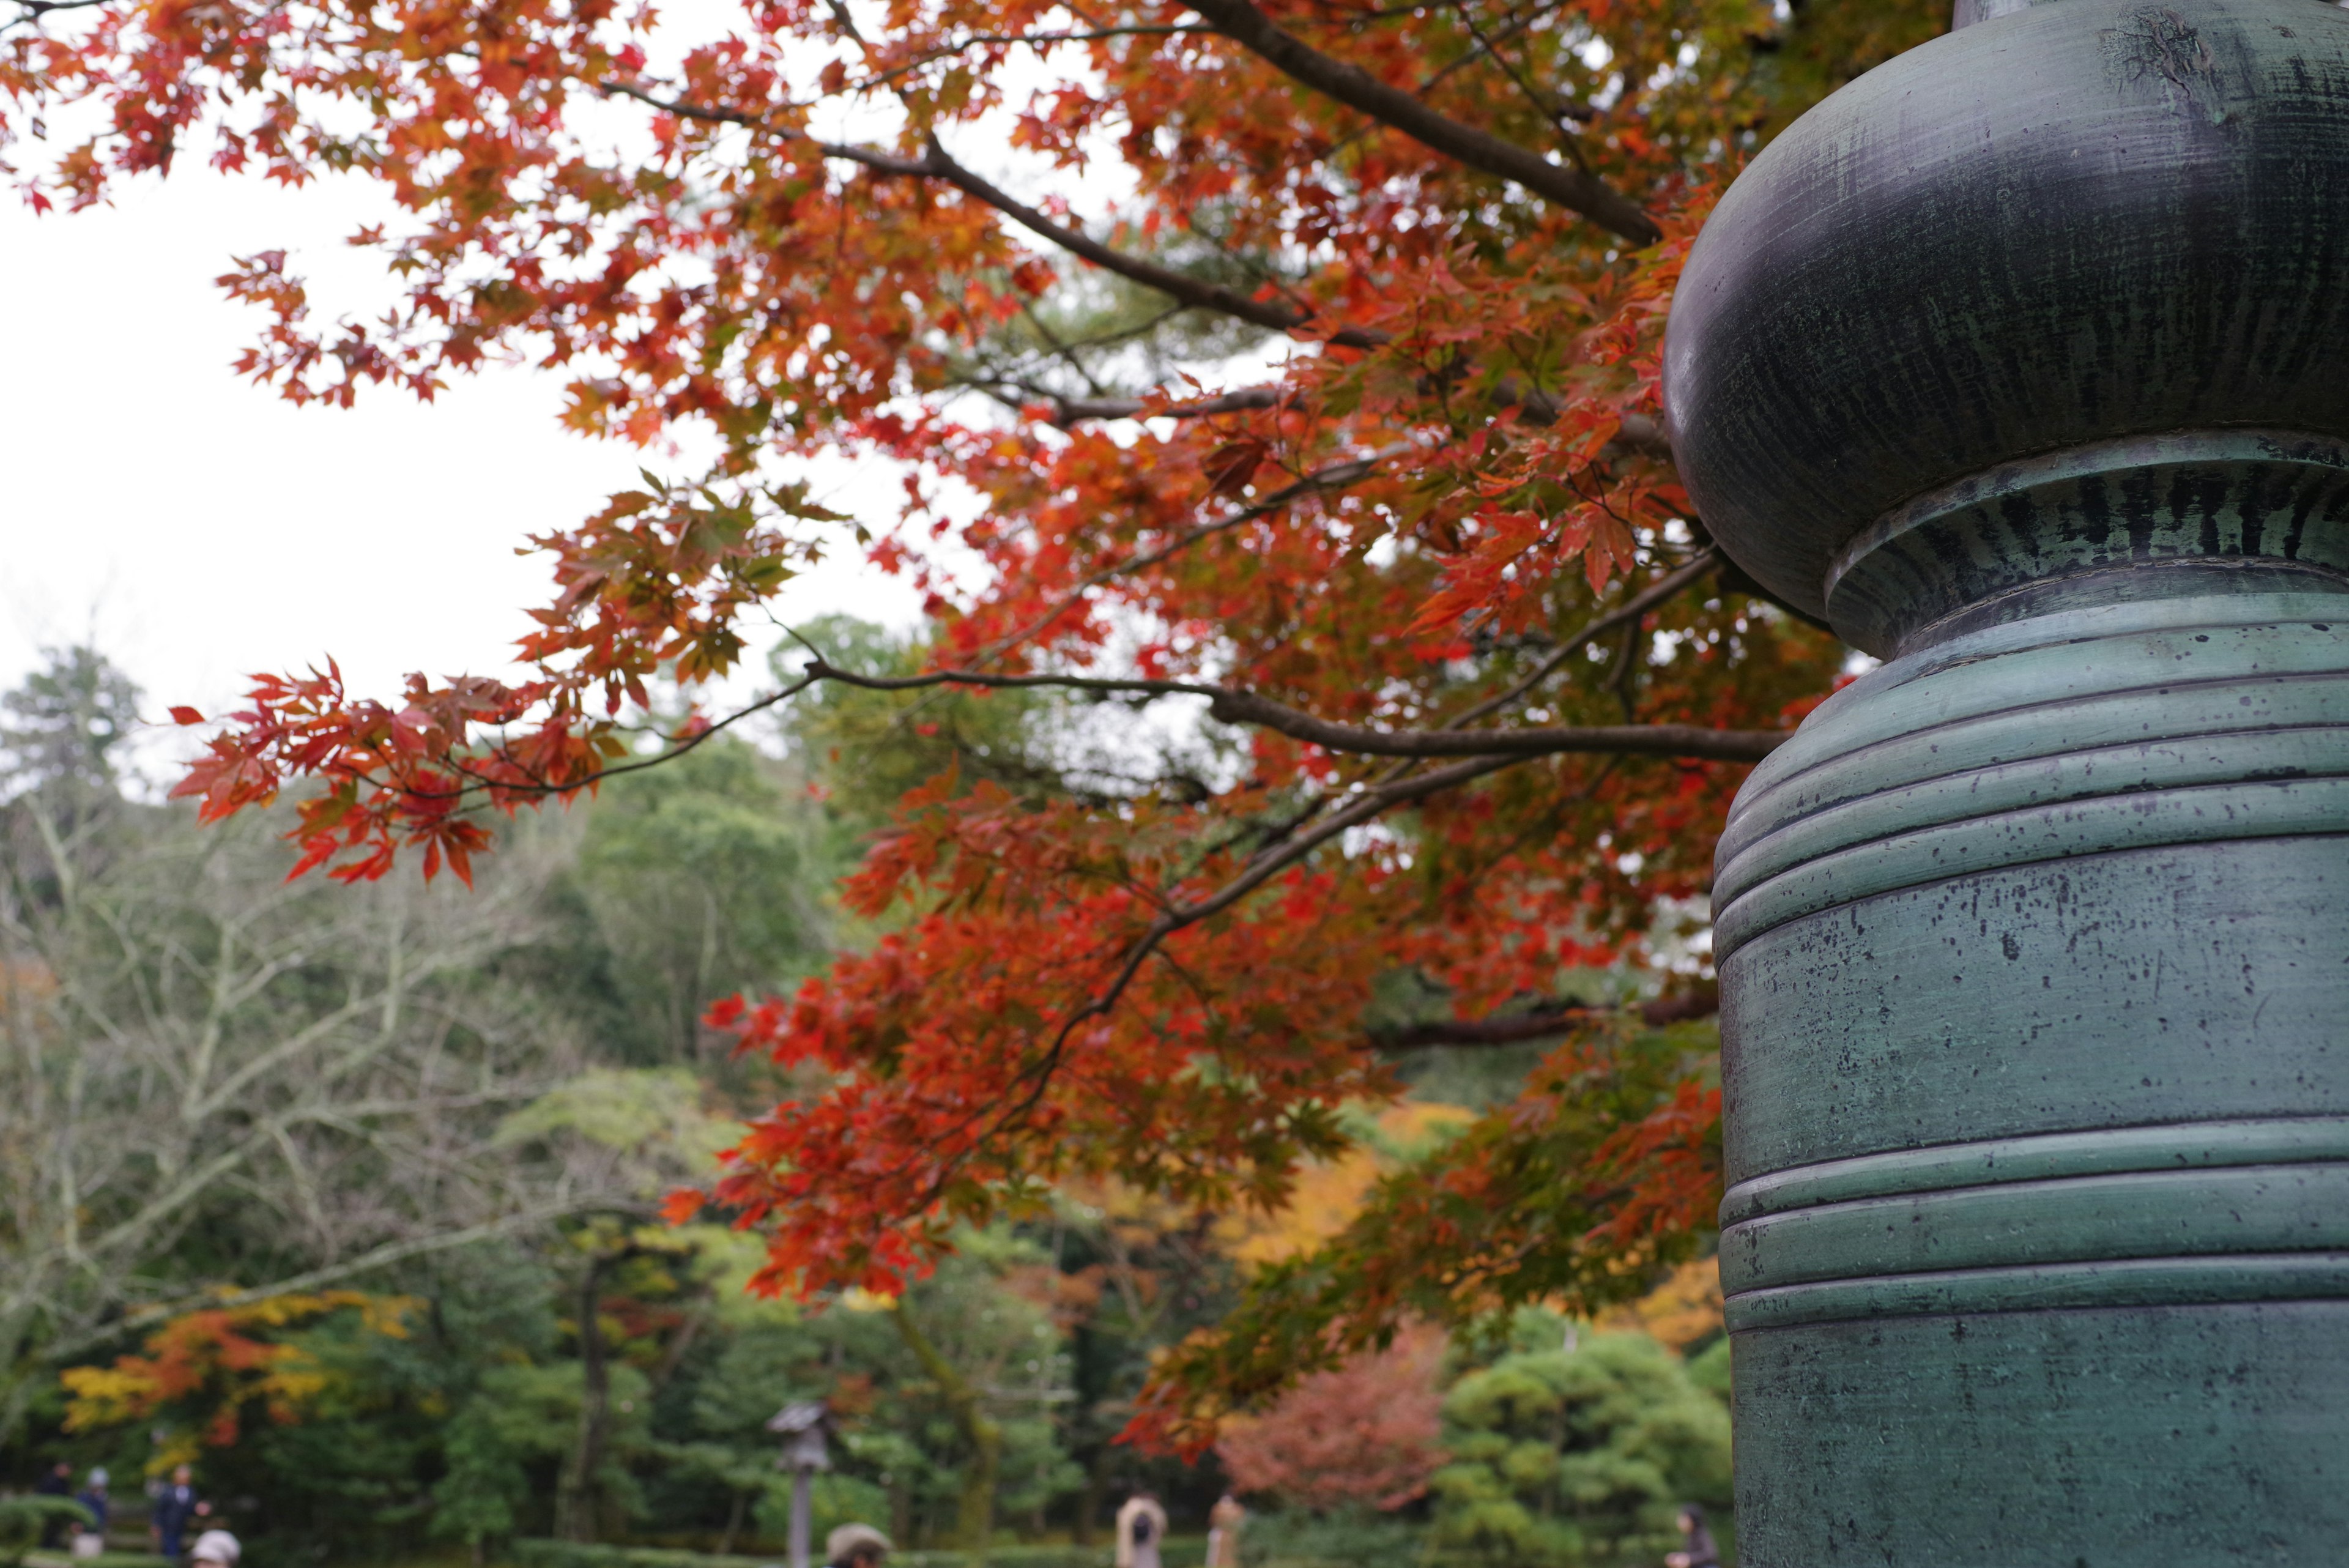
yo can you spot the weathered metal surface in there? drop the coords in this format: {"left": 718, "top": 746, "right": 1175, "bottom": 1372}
{"left": 1706, "top": 592, "right": 2349, "bottom": 1561}
{"left": 1658, "top": 0, "right": 2349, "bottom": 1556}
{"left": 1735, "top": 1303, "right": 2349, "bottom": 1560}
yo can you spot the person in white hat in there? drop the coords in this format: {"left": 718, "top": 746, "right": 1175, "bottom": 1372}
{"left": 189, "top": 1528, "right": 240, "bottom": 1568}
{"left": 822, "top": 1523, "right": 888, "bottom": 1568}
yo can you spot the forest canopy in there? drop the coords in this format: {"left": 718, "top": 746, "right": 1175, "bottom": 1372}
{"left": 5, "top": 0, "right": 1943, "bottom": 1458}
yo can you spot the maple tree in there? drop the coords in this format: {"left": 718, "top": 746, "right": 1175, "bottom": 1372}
{"left": 61, "top": 1293, "right": 414, "bottom": 1463}
{"left": 4, "top": 0, "right": 1939, "bottom": 1452}
{"left": 1215, "top": 1322, "right": 1447, "bottom": 1512}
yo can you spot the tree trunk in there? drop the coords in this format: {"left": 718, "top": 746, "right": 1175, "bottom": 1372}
{"left": 718, "top": 1490, "right": 746, "bottom": 1557}
{"left": 894, "top": 1302, "right": 1000, "bottom": 1555}
{"left": 1074, "top": 1448, "right": 1111, "bottom": 1548}
{"left": 554, "top": 1254, "right": 612, "bottom": 1542}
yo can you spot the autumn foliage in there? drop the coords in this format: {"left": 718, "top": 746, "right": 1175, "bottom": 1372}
{"left": 1216, "top": 1323, "right": 1448, "bottom": 1512}
{"left": 6, "top": 0, "right": 1939, "bottom": 1448}
{"left": 61, "top": 1293, "right": 412, "bottom": 1463}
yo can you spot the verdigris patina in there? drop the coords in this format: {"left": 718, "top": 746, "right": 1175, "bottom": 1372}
{"left": 1661, "top": 0, "right": 2349, "bottom": 1559}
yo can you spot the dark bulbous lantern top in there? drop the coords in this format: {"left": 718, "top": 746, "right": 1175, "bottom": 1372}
{"left": 1662, "top": 0, "right": 2349, "bottom": 655}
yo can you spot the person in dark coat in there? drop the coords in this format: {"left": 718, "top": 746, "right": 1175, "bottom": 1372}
{"left": 1663, "top": 1503, "right": 1721, "bottom": 1568}
{"left": 150, "top": 1465, "right": 199, "bottom": 1563}
{"left": 74, "top": 1469, "right": 111, "bottom": 1534}
{"left": 35, "top": 1462, "right": 75, "bottom": 1548}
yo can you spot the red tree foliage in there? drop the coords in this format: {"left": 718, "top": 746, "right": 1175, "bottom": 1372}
{"left": 4, "top": 0, "right": 1939, "bottom": 1447}
{"left": 1215, "top": 1323, "right": 1447, "bottom": 1512}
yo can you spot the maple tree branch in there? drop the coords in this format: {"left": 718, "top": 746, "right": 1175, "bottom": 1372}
{"left": 421, "top": 545, "right": 1742, "bottom": 820}
{"left": 1378, "top": 1001, "right": 1598, "bottom": 1048}
{"left": 845, "top": 24, "right": 1211, "bottom": 94}
{"left": 989, "top": 374, "right": 1672, "bottom": 447}
{"left": 1015, "top": 303, "right": 1113, "bottom": 398}
{"left": 969, "top": 446, "right": 1395, "bottom": 658}
{"left": 1420, "top": 0, "right": 1584, "bottom": 105}
{"left": 1441, "top": 546, "right": 1720, "bottom": 730}
{"left": 1043, "top": 386, "right": 1283, "bottom": 424}
{"left": 597, "top": 80, "right": 931, "bottom": 176}
{"left": 930, "top": 750, "right": 1527, "bottom": 1203}
{"left": 1179, "top": 0, "right": 1662, "bottom": 247}
{"left": 910, "top": 138, "right": 1389, "bottom": 348}
{"left": 439, "top": 549, "right": 1739, "bottom": 816}
{"left": 1376, "top": 983, "right": 1719, "bottom": 1049}
{"left": 598, "top": 82, "right": 1389, "bottom": 348}
{"left": 1446, "top": 0, "right": 1589, "bottom": 158}
{"left": 794, "top": 663, "right": 1785, "bottom": 764}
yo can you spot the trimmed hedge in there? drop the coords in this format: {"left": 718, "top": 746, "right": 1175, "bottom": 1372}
{"left": 508, "top": 1539, "right": 1205, "bottom": 1568}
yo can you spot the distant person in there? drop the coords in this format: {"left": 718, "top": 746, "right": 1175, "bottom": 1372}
{"left": 1115, "top": 1491, "right": 1168, "bottom": 1568}
{"left": 823, "top": 1523, "right": 889, "bottom": 1568}
{"left": 1206, "top": 1493, "right": 1245, "bottom": 1568}
{"left": 35, "top": 1462, "right": 75, "bottom": 1548}
{"left": 151, "top": 1464, "right": 199, "bottom": 1563}
{"left": 73, "top": 1476, "right": 112, "bottom": 1533}
{"left": 1664, "top": 1503, "right": 1721, "bottom": 1568}
{"left": 190, "top": 1529, "right": 240, "bottom": 1568}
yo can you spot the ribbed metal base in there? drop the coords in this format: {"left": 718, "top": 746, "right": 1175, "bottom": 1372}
{"left": 1715, "top": 586, "right": 2349, "bottom": 1562}
{"left": 1733, "top": 1301, "right": 2349, "bottom": 1563}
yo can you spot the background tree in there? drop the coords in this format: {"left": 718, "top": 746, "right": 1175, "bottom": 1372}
{"left": 1215, "top": 1324, "right": 1447, "bottom": 1514}
{"left": 0, "top": 648, "right": 639, "bottom": 1441}
{"left": 7, "top": 0, "right": 1945, "bottom": 1441}
{"left": 1426, "top": 1327, "right": 1729, "bottom": 1568}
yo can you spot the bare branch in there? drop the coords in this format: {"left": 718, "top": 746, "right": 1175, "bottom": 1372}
{"left": 1179, "top": 0, "right": 1663, "bottom": 247}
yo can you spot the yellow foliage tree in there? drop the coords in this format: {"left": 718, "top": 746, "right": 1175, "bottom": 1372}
{"left": 62, "top": 1293, "right": 414, "bottom": 1470}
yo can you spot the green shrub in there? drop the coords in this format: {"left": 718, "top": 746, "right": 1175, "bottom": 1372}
{"left": 1684, "top": 1339, "right": 1730, "bottom": 1408}
{"left": 0, "top": 1499, "right": 94, "bottom": 1568}
{"left": 1236, "top": 1504, "right": 1423, "bottom": 1568}
{"left": 1427, "top": 1333, "right": 1731, "bottom": 1568}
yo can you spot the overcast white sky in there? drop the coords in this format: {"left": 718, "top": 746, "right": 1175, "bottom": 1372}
{"left": 0, "top": 160, "right": 927, "bottom": 745}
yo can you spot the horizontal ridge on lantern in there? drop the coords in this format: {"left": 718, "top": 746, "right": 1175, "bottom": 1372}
{"left": 1724, "top": 1253, "right": 2349, "bottom": 1332}
{"left": 1721, "top": 1113, "right": 2349, "bottom": 1224}
{"left": 1717, "top": 1119, "right": 2349, "bottom": 1331}
{"left": 1709, "top": 594, "right": 2349, "bottom": 959}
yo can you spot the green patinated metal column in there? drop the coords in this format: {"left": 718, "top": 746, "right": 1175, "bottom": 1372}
{"left": 1661, "top": 0, "right": 2349, "bottom": 1559}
